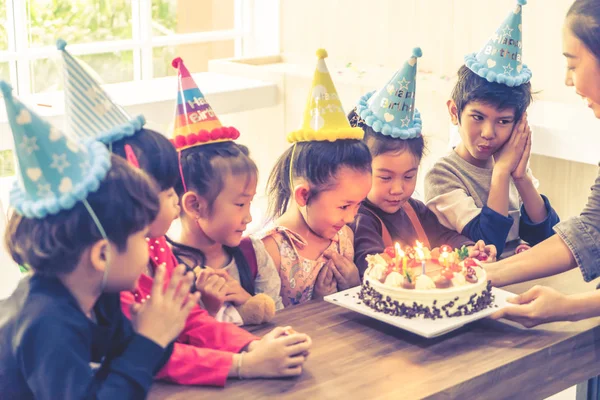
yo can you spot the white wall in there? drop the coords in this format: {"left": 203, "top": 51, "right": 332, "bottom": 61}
{"left": 280, "top": 0, "right": 575, "bottom": 104}
{"left": 275, "top": 0, "right": 599, "bottom": 219}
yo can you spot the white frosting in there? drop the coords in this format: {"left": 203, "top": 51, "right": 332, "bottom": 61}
{"left": 384, "top": 271, "right": 404, "bottom": 287}
{"left": 363, "top": 252, "right": 490, "bottom": 317}
{"left": 451, "top": 272, "right": 466, "bottom": 287}
{"left": 366, "top": 254, "right": 388, "bottom": 281}
{"left": 474, "top": 266, "right": 484, "bottom": 280}
{"left": 415, "top": 274, "right": 436, "bottom": 290}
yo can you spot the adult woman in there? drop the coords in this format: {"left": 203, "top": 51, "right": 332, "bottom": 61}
{"left": 488, "top": 0, "right": 600, "bottom": 327}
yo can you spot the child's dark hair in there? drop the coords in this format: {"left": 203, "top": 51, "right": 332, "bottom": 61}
{"left": 5, "top": 155, "right": 159, "bottom": 276}
{"left": 266, "top": 139, "right": 372, "bottom": 220}
{"left": 348, "top": 108, "right": 426, "bottom": 160}
{"left": 111, "top": 128, "right": 179, "bottom": 191}
{"left": 451, "top": 65, "right": 533, "bottom": 122}
{"left": 567, "top": 0, "right": 600, "bottom": 61}
{"left": 167, "top": 141, "right": 258, "bottom": 295}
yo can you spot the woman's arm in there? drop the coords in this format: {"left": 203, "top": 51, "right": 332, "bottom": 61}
{"left": 485, "top": 234, "right": 577, "bottom": 287}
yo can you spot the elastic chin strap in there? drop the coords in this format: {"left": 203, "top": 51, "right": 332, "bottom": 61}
{"left": 124, "top": 144, "right": 141, "bottom": 168}
{"left": 82, "top": 199, "right": 110, "bottom": 292}
{"left": 288, "top": 143, "right": 297, "bottom": 198}
{"left": 178, "top": 150, "right": 188, "bottom": 193}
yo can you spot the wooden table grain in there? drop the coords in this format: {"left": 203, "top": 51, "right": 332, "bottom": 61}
{"left": 149, "top": 269, "right": 600, "bottom": 400}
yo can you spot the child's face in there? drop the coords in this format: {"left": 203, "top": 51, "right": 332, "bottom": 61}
{"left": 368, "top": 151, "right": 419, "bottom": 214}
{"left": 198, "top": 173, "right": 257, "bottom": 248}
{"left": 303, "top": 167, "right": 372, "bottom": 240}
{"left": 104, "top": 228, "right": 150, "bottom": 291}
{"left": 148, "top": 188, "right": 180, "bottom": 238}
{"left": 563, "top": 23, "right": 600, "bottom": 119}
{"left": 449, "top": 100, "right": 517, "bottom": 166}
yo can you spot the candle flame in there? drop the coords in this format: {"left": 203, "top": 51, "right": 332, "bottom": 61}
{"left": 395, "top": 242, "right": 403, "bottom": 258}
{"left": 414, "top": 240, "right": 425, "bottom": 260}
{"left": 415, "top": 246, "right": 425, "bottom": 260}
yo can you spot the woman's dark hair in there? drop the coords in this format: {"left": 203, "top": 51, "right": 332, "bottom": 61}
{"left": 567, "top": 0, "right": 600, "bottom": 61}
{"left": 451, "top": 65, "right": 533, "bottom": 123}
{"left": 348, "top": 108, "right": 426, "bottom": 160}
{"left": 6, "top": 155, "right": 159, "bottom": 275}
{"left": 167, "top": 141, "right": 258, "bottom": 295}
{"left": 111, "top": 128, "right": 179, "bottom": 191}
{"left": 266, "top": 139, "right": 372, "bottom": 220}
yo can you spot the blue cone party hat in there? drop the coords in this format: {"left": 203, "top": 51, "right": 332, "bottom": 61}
{"left": 355, "top": 48, "right": 423, "bottom": 139}
{"left": 464, "top": 0, "right": 532, "bottom": 87}
{"left": 57, "top": 39, "right": 145, "bottom": 145}
{"left": 0, "top": 81, "right": 111, "bottom": 218}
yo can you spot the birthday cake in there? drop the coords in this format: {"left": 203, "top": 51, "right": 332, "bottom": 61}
{"left": 359, "top": 243, "right": 494, "bottom": 319}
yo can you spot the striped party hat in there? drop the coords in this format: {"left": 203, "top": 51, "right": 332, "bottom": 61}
{"left": 170, "top": 57, "right": 239, "bottom": 150}
{"left": 57, "top": 39, "right": 145, "bottom": 145}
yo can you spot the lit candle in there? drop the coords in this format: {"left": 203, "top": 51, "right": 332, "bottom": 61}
{"left": 442, "top": 251, "right": 449, "bottom": 268}
{"left": 415, "top": 241, "right": 426, "bottom": 275}
{"left": 394, "top": 242, "right": 402, "bottom": 270}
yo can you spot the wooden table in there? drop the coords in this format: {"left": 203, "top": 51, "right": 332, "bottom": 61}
{"left": 149, "top": 269, "right": 600, "bottom": 400}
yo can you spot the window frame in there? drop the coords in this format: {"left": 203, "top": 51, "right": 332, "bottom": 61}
{"left": 0, "top": 0, "right": 247, "bottom": 95}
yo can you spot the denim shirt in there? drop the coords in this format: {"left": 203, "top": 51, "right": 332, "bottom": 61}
{"left": 554, "top": 167, "right": 600, "bottom": 281}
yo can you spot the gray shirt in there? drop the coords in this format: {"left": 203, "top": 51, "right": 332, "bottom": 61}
{"left": 425, "top": 151, "right": 524, "bottom": 250}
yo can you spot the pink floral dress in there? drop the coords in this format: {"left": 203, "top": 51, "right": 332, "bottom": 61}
{"left": 260, "top": 226, "right": 354, "bottom": 307}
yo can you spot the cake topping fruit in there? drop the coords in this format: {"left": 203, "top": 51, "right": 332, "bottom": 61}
{"left": 434, "top": 275, "right": 451, "bottom": 288}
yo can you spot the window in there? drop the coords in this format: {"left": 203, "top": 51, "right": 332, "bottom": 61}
{"left": 0, "top": 0, "right": 246, "bottom": 95}
{"left": 0, "top": 0, "right": 264, "bottom": 179}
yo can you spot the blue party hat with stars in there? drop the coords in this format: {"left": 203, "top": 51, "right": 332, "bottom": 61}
{"left": 0, "top": 81, "right": 111, "bottom": 219}
{"left": 464, "top": 0, "right": 532, "bottom": 87}
{"left": 355, "top": 48, "right": 423, "bottom": 140}
{"left": 57, "top": 39, "right": 145, "bottom": 145}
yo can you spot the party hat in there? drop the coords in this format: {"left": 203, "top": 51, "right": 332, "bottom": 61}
{"left": 464, "top": 0, "right": 532, "bottom": 87}
{"left": 57, "top": 39, "right": 145, "bottom": 145}
{"left": 0, "top": 81, "right": 110, "bottom": 219}
{"left": 170, "top": 57, "right": 239, "bottom": 150}
{"left": 287, "top": 49, "right": 363, "bottom": 143}
{"left": 355, "top": 48, "right": 423, "bottom": 140}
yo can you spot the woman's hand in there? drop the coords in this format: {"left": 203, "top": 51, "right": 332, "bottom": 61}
{"left": 491, "top": 285, "right": 571, "bottom": 328}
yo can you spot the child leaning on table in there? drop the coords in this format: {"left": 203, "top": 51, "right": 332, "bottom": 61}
{"left": 349, "top": 48, "right": 496, "bottom": 276}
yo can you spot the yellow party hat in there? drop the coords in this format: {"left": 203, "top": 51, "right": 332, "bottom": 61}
{"left": 287, "top": 49, "right": 363, "bottom": 143}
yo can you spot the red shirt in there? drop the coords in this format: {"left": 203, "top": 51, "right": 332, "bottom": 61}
{"left": 120, "top": 236, "right": 258, "bottom": 387}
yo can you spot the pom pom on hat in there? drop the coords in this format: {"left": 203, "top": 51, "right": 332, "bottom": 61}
{"left": 56, "top": 38, "right": 67, "bottom": 50}
{"left": 172, "top": 57, "right": 183, "bottom": 68}
{"left": 412, "top": 47, "right": 423, "bottom": 58}
{"left": 517, "top": 0, "right": 527, "bottom": 5}
{"left": 316, "top": 48, "right": 328, "bottom": 59}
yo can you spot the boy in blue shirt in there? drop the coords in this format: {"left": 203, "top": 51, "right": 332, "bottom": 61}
{"left": 424, "top": 0, "right": 559, "bottom": 257}
{"left": 0, "top": 81, "right": 197, "bottom": 400}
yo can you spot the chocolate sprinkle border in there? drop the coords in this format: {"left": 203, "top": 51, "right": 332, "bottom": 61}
{"left": 358, "top": 281, "right": 495, "bottom": 320}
